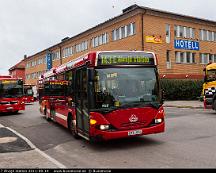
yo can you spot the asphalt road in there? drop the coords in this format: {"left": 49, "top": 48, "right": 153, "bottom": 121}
{"left": 0, "top": 102, "right": 216, "bottom": 168}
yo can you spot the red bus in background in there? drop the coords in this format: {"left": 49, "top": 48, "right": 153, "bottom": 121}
{"left": 38, "top": 75, "right": 69, "bottom": 119}
{"left": 39, "top": 51, "right": 165, "bottom": 142}
{"left": 23, "top": 84, "right": 34, "bottom": 103}
{"left": 0, "top": 75, "right": 25, "bottom": 114}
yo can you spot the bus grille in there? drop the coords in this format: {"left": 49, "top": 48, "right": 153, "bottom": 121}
{"left": 120, "top": 121, "right": 146, "bottom": 130}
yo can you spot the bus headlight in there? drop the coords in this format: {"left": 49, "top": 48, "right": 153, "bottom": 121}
{"left": 99, "top": 125, "right": 110, "bottom": 130}
{"left": 155, "top": 118, "right": 163, "bottom": 124}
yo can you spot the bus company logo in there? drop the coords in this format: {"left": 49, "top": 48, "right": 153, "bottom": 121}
{"left": 129, "top": 114, "right": 138, "bottom": 123}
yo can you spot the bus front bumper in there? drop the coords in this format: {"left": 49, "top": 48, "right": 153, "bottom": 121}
{"left": 0, "top": 104, "right": 25, "bottom": 113}
{"left": 90, "top": 122, "right": 165, "bottom": 141}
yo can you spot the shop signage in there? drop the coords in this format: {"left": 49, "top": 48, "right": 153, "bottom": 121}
{"left": 145, "top": 36, "right": 162, "bottom": 44}
{"left": 46, "top": 52, "right": 52, "bottom": 70}
{"left": 174, "top": 39, "right": 199, "bottom": 51}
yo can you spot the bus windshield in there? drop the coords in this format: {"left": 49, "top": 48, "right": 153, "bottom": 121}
{"left": 43, "top": 84, "right": 66, "bottom": 96}
{"left": 0, "top": 80, "right": 23, "bottom": 98}
{"left": 24, "top": 87, "right": 33, "bottom": 96}
{"left": 206, "top": 69, "right": 216, "bottom": 82}
{"left": 93, "top": 67, "right": 161, "bottom": 110}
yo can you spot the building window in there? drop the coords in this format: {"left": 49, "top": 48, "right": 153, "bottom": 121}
{"left": 166, "top": 50, "right": 171, "bottom": 69}
{"left": 91, "top": 33, "right": 109, "bottom": 48}
{"left": 179, "top": 26, "right": 184, "bottom": 37}
{"left": 200, "top": 53, "right": 216, "bottom": 64}
{"left": 200, "top": 29, "right": 216, "bottom": 41}
{"left": 112, "top": 22, "right": 136, "bottom": 41}
{"left": 112, "top": 30, "right": 116, "bottom": 41}
{"left": 166, "top": 24, "right": 170, "bottom": 43}
{"left": 121, "top": 26, "right": 126, "bottom": 39}
{"left": 116, "top": 28, "right": 120, "bottom": 40}
{"left": 75, "top": 40, "right": 88, "bottom": 53}
{"left": 175, "top": 51, "right": 196, "bottom": 64}
{"left": 175, "top": 25, "right": 195, "bottom": 39}
{"left": 52, "top": 51, "right": 60, "bottom": 61}
{"left": 63, "top": 47, "right": 73, "bottom": 58}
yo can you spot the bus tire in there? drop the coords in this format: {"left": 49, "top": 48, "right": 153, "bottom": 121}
{"left": 213, "top": 99, "right": 216, "bottom": 111}
{"left": 68, "top": 115, "right": 79, "bottom": 139}
{"left": 44, "top": 107, "right": 51, "bottom": 121}
{"left": 14, "top": 111, "right": 19, "bottom": 114}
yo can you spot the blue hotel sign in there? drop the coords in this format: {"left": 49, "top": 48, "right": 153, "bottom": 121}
{"left": 46, "top": 52, "right": 52, "bottom": 70}
{"left": 174, "top": 39, "right": 199, "bottom": 51}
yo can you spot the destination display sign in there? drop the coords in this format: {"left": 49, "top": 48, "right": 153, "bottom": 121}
{"left": 49, "top": 81, "right": 68, "bottom": 85}
{"left": 97, "top": 52, "right": 155, "bottom": 66}
{"left": 0, "top": 80, "right": 18, "bottom": 84}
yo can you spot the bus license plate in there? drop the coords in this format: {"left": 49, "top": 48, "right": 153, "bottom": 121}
{"left": 128, "top": 130, "right": 142, "bottom": 136}
{"left": 6, "top": 107, "right": 13, "bottom": 110}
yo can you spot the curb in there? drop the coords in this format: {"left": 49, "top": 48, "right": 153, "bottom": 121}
{"left": 0, "top": 123, "right": 66, "bottom": 168}
{"left": 164, "top": 105, "right": 204, "bottom": 109}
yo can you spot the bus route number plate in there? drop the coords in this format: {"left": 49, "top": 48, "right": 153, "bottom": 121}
{"left": 128, "top": 129, "right": 142, "bottom": 136}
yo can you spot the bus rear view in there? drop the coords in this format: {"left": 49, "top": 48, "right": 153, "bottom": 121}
{"left": 74, "top": 51, "right": 165, "bottom": 141}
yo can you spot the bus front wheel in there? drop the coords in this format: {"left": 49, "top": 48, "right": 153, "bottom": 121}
{"left": 44, "top": 107, "right": 51, "bottom": 121}
{"left": 213, "top": 100, "right": 216, "bottom": 110}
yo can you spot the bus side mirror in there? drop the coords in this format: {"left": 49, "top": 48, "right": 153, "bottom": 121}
{"left": 18, "top": 80, "right": 23, "bottom": 85}
{"left": 161, "top": 89, "right": 165, "bottom": 104}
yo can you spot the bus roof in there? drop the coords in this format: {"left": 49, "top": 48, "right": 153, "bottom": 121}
{"left": 42, "top": 51, "right": 157, "bottom": 79}
{"left": 58, "top": 50, "right": 157, "bottom": 71}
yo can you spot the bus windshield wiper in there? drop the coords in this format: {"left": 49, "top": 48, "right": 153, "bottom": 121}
{"left": 120, "top": 101, "right": 161, "bottom": 109}
{"left": 90, "top": 107, "right": 118, "bottom": 113}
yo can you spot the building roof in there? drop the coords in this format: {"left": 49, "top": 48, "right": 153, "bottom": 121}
{"left": 9, "top": 59, "right": 25, "bottom": 71}
{"left": 25, "top": 4, "right": 216, "bottom": 61}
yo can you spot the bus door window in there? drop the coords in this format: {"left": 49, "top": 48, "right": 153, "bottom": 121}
{"left": 75, "top": 68, "right": 89, "bottom": 134}
{"left": 65, "top": 70, "right": 74, "bottom": 107}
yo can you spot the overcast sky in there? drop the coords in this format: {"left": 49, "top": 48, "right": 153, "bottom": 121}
{"left": 0, "top": 0, "right": 215, "bottom": 75}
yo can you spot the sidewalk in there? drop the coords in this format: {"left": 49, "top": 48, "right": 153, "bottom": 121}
{"left": 163, "top": 100, "right": 204, "bottom": 109}
{"left": 0, "top": 124, "right": 65, "bottom": 168}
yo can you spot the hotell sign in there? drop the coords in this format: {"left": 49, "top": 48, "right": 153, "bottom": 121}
{"left": 174, "top": 39, "right": 199, "bottom": 51}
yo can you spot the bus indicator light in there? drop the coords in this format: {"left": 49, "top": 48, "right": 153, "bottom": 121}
{"left": 90, "top": 119, "right": 97, "bottom": 125}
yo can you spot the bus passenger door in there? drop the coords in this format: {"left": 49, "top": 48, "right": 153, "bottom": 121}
{"left": 75, "top": 67, "right": 89, "bottom": 138}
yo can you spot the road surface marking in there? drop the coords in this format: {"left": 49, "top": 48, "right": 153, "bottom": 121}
{"left": 0, "top": 124, "right": 4, "bottom": 128}
{"left": 6, "top": 126, "right": 66, "bottom": 168}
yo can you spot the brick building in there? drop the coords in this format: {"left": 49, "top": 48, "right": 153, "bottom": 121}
{"left": 23, "top": 4, "right": 216, "bottom": 85}
{"left": 9, "top": 58, "right": 26, "bottom": 82}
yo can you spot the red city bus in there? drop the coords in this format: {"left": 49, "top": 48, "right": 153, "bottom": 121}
{"left": 40, "top": 51, "right": 165, "bottom": 141}
{"left": 38, "top": 73, "right": 69, "bottom": 119}
{"left": 23, "top": 84, "right": 34, "bottom": 103}
{"left": 0, "top": 75, "right": 25, "bottom": 114}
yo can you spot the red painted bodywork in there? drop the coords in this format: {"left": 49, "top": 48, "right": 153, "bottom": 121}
{"left": 23, "top": 84, "right": 34, "bottom": 103}
{"left": 89, "top": 106, "right": 165, "bottom": 140}
{"left": 23, "top": 96, "right": 34, "bottom": 103}
{"left": 0, "top": 76, "right": 25, "bottom": 113}
{"left": 39, "top": 51, "right": 165, "bottom": 141}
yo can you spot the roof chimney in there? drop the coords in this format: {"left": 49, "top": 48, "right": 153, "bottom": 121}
{"left": 122, "top": 4, "right": 139, "bottom": 13}
{"left": 61, "top": 37, "right": 70, "bottom": 42}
